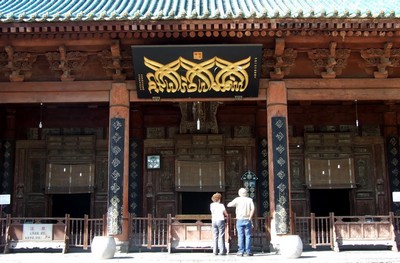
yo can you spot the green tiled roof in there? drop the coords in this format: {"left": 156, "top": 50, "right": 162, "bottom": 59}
{"left": 0, "top": 0, "right": 399, "bottom": 22}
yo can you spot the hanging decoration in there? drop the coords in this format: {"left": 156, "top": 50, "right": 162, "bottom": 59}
{"left": 39, "top": 103, "right": 43, "bottom": 129}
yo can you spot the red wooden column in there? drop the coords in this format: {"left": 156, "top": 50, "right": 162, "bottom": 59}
{"left": 384, "top": 111, "right": 398, "bottom": 137}
{"left": 266, "top": 81, "right": 292, "bottom": 245}
{"left": 108, "top": 83, "right": 130, "bottom": 252}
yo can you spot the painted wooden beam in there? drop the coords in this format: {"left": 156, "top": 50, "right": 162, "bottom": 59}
{"left": 1, "top": 78, "right": 400, "bottom": 103}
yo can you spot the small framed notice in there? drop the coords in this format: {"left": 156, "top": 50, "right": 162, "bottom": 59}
{"left": 392, "top": 192, "right": 400, "bottom": 202}
{"left": 0, "top": 194, "right": 10, "bottom": 205}
{"left": 23, "top": 224, "right": 53, "bottom": 241}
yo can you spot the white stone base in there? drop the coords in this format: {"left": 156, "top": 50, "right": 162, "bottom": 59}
{"left": 91, "top": 236, "right": 116, "bottom": 259}
{"left": 277, "top": 235, "right": 303, "bottom": 259}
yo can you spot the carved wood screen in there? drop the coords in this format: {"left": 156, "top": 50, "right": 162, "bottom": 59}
{"left": 45, "top": 135, "right": 95, "bottom": 193}
{"left": 175, "top": 160, "right": 225, "bottom": 192}
{"left": 305, "top": 133, "right": 356, "bottom": 189}
{"left": 46, "top": 163, "right": 94, "bottom": 193}
{"left": 305, "top": 158, "right": 356, "bottom": 188}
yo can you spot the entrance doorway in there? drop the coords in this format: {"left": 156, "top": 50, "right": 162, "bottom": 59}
{"left": 52, "top": 193, "right": 91, "bottom": 218}
{"left": 310, "top": 189, "right": 350, "bottom": 216}
{"left": 181, "top": 192, "right": 213, "bottom": 214}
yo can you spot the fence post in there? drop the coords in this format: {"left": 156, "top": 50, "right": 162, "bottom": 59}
{"left": 265, "top": 213, "right": 271, "bottom": 245}
{"left": 147, "top": 214, "right": 152, "bottom": 249}
{"left": 292, "top": 213, "right": 297, "bottom": 235}
{"left": 225, "top": 213, "right": 230, "bottom": 253}
{"left": 389, "top": 211, "right": 398, "bottom": 251}
{"left": 127, "top": 213, "right": 132, "bottom": 241}
{"left": 4, "top": 214, "right": 11, "bottom": 253}
{"left": 329, "top": 212, "right": 335, "bottom": 250}
{"left": 102, "top": 214, "right": 107, "bottom": 236}
{"left": 83, "top": 214, "right": 89, "bottom": 250}
{"left": 310, "top": 213, "right": 316, "bottom": 248}
{"left": 167, "top": 214, "right": 172, "bottom": 253}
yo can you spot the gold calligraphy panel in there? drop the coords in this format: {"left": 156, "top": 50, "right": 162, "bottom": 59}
{"left": 132, "top": 44, "right": 262, "bottom": 98}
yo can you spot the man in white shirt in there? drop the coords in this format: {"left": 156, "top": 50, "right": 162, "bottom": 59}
{"left": 227, "top": 188, "right": 255, "bottom": 256}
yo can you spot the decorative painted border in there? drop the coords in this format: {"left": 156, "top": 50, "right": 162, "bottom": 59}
{"left": 0, "top": 140, "right": 14, "bottom": 215}
{"left": 271, "top": 116, "right": 290, "bottom": 234}
{"left": 107, "top": 118, "right": 125, "bottom": 235}
{"left": 386, "top": 136, "right": 400, "bottom": 215}
{"left": 257, "top": 137, "right": 269, "bottom": 217}
{"left": 129, "top": 138, "right": 141, "bottom": 216}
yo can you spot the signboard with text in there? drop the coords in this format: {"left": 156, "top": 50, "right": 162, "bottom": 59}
{"left": 132, "top": 44, "right": 262, "bottom": 99}
{"left": 23, "top": 224, "right": 53, "bottom": 241}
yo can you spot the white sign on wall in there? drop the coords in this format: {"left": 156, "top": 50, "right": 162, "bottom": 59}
{"left": 0, "top": 194, "right": 10, "bottom": 205}
{"left": 393, "top": 192, "right": 400, "bottom": 202}
{"left": 23, "top": 224, "right": 53, "bottom": 241}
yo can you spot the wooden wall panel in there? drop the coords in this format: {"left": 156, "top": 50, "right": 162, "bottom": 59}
{"left": 26, "top": 194, "right": 46, "bottom": 217}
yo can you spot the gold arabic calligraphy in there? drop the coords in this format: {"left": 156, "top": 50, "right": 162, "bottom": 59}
{"left": 144, "top": 56, "right": 251, "bottom": 94}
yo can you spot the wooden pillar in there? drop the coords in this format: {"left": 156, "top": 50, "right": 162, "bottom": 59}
{"left": 107, "top": 83, "right": 130, "bottom": 252}
{"left": 266, "top": 81, "right": 291, "bottom": 245}
{"left": 384, "top": 111, "right": 398, "bottom": 137}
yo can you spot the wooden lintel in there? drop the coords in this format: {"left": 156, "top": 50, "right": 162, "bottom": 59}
{"left": 0, "top": 80, "right": 118, "bottom": 92}
{"left": 1, "top": 78, "right": 400, "bottom": 103}
{"left": 0, "top": 80, "right": 118, "bottom": 103}
{"left": 0, "top": 91, "right": 110, "bottom": 103}
{"left": 288, "top": 88, "right": 400, "bottom": 101}
{"left": 284, "top": 78, "right": 400, "bottom": 89}
{"left": 285, "top": 78, "right": 400, "bottom": 100}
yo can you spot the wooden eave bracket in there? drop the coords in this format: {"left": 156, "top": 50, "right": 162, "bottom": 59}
{"left": 45, "top": 45, "right": 88, "bottom": 81}
{"left": 110, "top": 40, "right": 126, "bottom": 81}
{"left": 263, "top": 38, "right": 297, "bottom": 80}
{"left": 360, "top": 42, "right": 400, "bottom": 79}
{"left": 98, "top": 40, "right": 131, "bottom": 81}
{"left": 1, "top": 45, "right": 37, "bottom": 82}
{"left": 307, "top": 42, "right": 350, "bottom": 79}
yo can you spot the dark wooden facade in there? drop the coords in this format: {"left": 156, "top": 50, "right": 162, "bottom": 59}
{"left": 1, "top": 3, "right": 400, "bottom": 245}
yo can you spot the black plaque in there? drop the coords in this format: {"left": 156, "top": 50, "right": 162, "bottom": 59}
{"left": 272, "top": 117, "right": 290, "bottom": 234}
{"left": 107, "top": 118, "right": 125, "bottom": 235}
{"left": 387, "top": 136, "right": 400, "bottom": 215}
{"left": 0, "top": 140, "right": 14, "bottom": 215}
{"left": 132, "top": 44, "right": 262, "bottom": 98}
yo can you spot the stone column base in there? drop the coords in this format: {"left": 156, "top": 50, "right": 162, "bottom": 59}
{"left": 91, "top": 236, "right": 116, "bottom": 259}
{"left": 277, "top": 235, "right": 303, "bottom": 258}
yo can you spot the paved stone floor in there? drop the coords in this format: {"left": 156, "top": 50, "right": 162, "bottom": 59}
{"left": 1, "top": 249, "right": 400, "bottom": 263}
